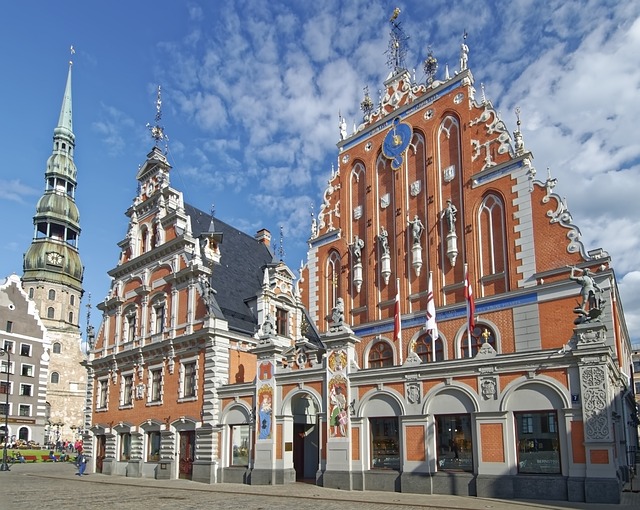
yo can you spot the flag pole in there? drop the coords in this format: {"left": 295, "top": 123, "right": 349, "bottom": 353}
{"left": 464, "top": 263, "right": 475, "bottom": 358}
{"left": 396, "top": 277, "right": 403, "bottom": 364}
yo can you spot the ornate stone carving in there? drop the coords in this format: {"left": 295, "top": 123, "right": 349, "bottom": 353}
{"left": 581, "top": 365, "right": 609, "bottom": 440}
{"left": 406, "top": 382, "right": 421, "bottom": 404}
{"left": 480, "top": 377, "right": 498, "bottom": 400}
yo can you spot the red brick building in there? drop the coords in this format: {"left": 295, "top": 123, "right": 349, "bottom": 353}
{"left": 84, "top": 14, "right": 636, "bottom": 505}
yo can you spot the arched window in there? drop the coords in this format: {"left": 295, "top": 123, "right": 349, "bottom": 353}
{"left": 48, "top": 289, "right": 56, "bottom": 300}
{"left": 68, "top": 312, "right": 74, "bottom": 323}
{"left": 368, "top": 340, "right": 393, "bottom": 368}
{"left": 18, "top": 427, "right": 29, "bottom": 441}
{"left": 47, "top": 307, "right": 55, "bottom": 319}
{"left": 50, "top": 372, "right": 60, "bottom": 384}
{"left": 478, "top": 193, "right": 508, "bottom": 295}
{"left": 326, "top": 250, "right": 341, "bottom": 319}
{"left": 414, "top": 333, "right": 444, "bottom": 362}
{"left": 70, "top": 295, "right": 75, "bottom": 306}
{"left": 28, "top": 288, "right": 34, "bottom": 299}
{"left": 460, "top": 325, "right": 497, "bottom": 358}
{"left": 52, "top": 343, "right": 61, "bottom": 354}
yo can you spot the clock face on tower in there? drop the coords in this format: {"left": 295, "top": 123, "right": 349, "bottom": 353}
{"left": 47, "top": 252, "right": 63, "bottom": 266}
{"left": 382, "top": 117, "right": 412, "bottom": 170}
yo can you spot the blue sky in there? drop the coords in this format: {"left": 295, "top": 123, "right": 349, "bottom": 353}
{"left": 1, "top": 0, "right": 639, "bottom": 345}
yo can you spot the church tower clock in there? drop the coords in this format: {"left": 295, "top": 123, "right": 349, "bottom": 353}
{"left": 22, "top": 55, "right": 87, "bottom": 444}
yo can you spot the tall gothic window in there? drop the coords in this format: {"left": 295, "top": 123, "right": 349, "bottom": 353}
{"left": 478, "top": 193, "right": 508, "bottom": 296}
{"left": 326, "top": 250, "right": 341, "bottom": 319}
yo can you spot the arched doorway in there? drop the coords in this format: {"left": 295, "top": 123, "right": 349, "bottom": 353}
{"left": 292, "top": 393, "right": 320, "bottom": 481}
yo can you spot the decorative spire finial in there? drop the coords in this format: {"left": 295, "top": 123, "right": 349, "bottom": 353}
{"left": 70, "top": 45, "right": 75, "bottom": 66}
{"left": 513, "top": 106, "right": 525, "bottom": 155}
{"left": 423, "top": 47, "right": 438, "bottom": 85}
{"left": 360, "top": 86, "right": 374, "bottom": 119}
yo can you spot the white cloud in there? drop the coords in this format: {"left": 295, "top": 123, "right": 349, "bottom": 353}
{"left": 0, "top": 180, "right": 39, "bottom": 203}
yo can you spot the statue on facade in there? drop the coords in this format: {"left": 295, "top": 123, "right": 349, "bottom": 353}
{"left": 409, "top": 215, "right": 424, "bottom": 245}
{"left": 442, "top": 199, "right": 457, "bottom": 233}
{"left": 330, "top": 298, "right": 345, "bottom": 327}
{"left": 569, "top": 266, "right": 604, "bottom": 323}
{"left": 351, "top": 235, "right": 365, "bottom": 263}
{"left": 378, "top": 227, "right": 390, "bottom": 255}
{"left": 262, "top": 312, "right": 276, "bottom": 336}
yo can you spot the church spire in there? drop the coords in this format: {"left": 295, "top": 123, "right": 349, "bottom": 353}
{"left": 23, "top": 50, "right": 84, "bottom": 325}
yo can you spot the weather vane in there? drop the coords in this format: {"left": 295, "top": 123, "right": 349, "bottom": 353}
{"left": 278, "top": 225, "right": 285, "bottom": 261}
{"left": 386, "top": 8, "right": 409, "bottom": 73}
{"left": 147, "top": 85, "right": 167, "bottom": 148}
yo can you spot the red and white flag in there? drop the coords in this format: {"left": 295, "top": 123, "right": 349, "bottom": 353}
{"left": 426, "top": 271, "right": 438, "bottom": 339}
{"left": 393, "top": 278, "right": 402, "bottom": 343}
{"left": 464, "top": 264, "right": 475, "bottom": 333}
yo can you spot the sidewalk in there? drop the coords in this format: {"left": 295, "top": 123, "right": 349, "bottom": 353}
{"left": 4, "top": 461, "right": 640, "bottom": 510}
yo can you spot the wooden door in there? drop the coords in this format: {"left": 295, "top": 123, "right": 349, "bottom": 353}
{"left": 178, "top": 431, "right": 195, "bottom": 479}
{"left": 95, "top": 435, "right": 106, "bottom": 473}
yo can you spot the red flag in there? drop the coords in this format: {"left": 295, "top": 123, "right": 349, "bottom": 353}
{"left": 393, "top": 278, "right": 402, "bottom": 343}
{"left": 426, "top": 272, "right": 438, "bottom": 339}
{"left": 464, "top": 265, "right": 475, "bottom": 332}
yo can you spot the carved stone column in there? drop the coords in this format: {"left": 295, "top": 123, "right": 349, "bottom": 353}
{"left": 321, "top": 325, "right": 360, "bottom": 490}
{"left": 575, "top": 322, "right": 620, "bottom": 504}
{"left": 250, "top": 336, "right": 286, "bottom": 485}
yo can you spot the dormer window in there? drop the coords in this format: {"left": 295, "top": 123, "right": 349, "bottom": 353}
{"left": 276, "top": 308, "right": 288, "bottom": 337}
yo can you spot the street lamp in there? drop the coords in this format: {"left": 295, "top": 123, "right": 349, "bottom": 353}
{"left": 0, "top": 347, "right": 11, "bottom": 472}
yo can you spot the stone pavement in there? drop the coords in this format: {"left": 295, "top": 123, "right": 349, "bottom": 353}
{"left": 1, "top": 462, "right": 639, "bottom": 510}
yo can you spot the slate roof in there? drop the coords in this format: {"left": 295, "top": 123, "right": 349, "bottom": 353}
{"left": 185, "top": 203, "right": 275, "bottom": 335}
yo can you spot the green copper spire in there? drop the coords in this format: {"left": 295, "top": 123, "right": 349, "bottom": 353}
{"left": 54, "top": 57, "right": 74, "bottom": 144}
